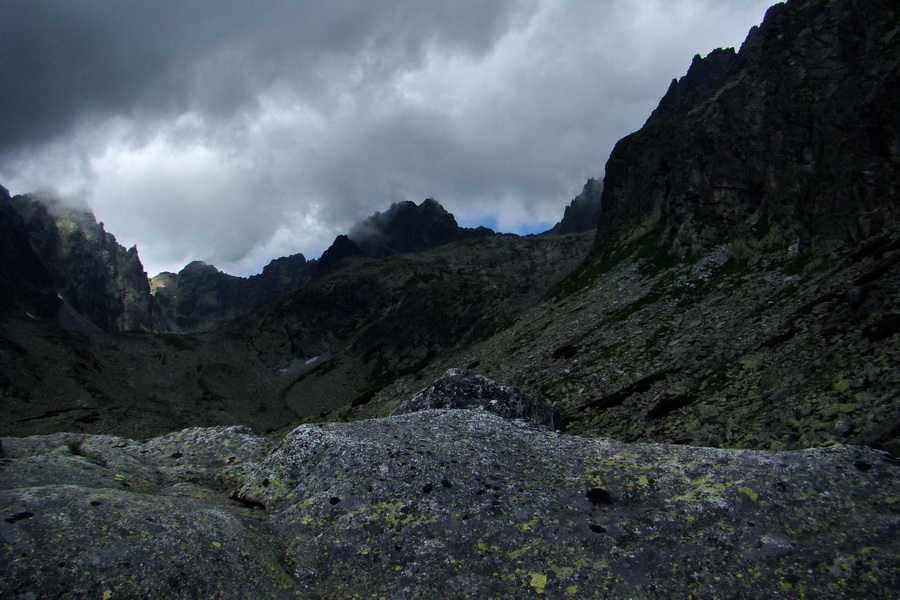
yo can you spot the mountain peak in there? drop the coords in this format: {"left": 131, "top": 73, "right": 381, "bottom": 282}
{"left": 549, "top": 178, "right": 603, "bottom": 235}
{"left": 0, "top": 190, "right": 166, "bottom": 332}
{"left": 598, "top": 0, "right": 899, "bottom": 256}
{"left": 348, "top": 198, "right": 495, "bottom": 258}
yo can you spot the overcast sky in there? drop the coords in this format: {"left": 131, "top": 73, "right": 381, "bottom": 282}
{"left": 0, "top": 0, "right": 774, "bottom": 277}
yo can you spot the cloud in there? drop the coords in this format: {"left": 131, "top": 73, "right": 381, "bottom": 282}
{"left": 0, "top": 0, "right": 773, "bottom": 276}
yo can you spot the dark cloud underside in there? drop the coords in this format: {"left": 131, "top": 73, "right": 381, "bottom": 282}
{"left": 0, "top": 0, "right": 773, "bottom": 276}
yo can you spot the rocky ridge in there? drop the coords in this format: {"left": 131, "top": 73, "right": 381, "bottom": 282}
{"left": 150, "top": 254, "right": 317, "bottom": 333}
{"left": 0, "top": 189, "right": 167, "bottom": 332}
{"left": 225, "top": 231, "right": 594, "bottom": 423}
{"left": 150, "top": 198, "right": 497, "bottom": 333}
{"left": 0, "top": 193, "right": 502, "bottom": 335}
{"left": 0, "top": 231, "right": 592, "bottom": 439}
{"left": 347, "top": 197, "right": 496, "bottom": 258}
{"left": 548, "top": 177, "right": 603, "bottom": 235}
{"left": 600, "top": 0, "right": 898, "bottom": 255}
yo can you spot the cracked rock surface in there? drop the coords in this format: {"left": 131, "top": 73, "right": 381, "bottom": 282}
{"left": 3, "top": 410, "right": 898, "bottom": 599}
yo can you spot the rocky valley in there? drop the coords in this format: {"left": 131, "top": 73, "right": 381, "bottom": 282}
{"left": 1, "top": 0, "right": 898, "bottom": 597}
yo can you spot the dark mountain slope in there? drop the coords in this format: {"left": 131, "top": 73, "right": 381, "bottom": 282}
{"left": 150, "top": 198, "right": 495, "bottom": 332}
{"left": 218, "top": 232, "right": 593, "bottom": 421}
{"left": 599, "top": 0, "right": 898, "bottom": 256}
{"left": 0, "top": 190, "right": 167, "bottom": 332}
{"left": 348, "top": 197, "right": 495, "bottom": 257}
{"left": 356, "top": 0, "right": 900, "bottom": 455}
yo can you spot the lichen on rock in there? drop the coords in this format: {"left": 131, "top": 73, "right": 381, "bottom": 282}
{"left": 392, "top": 368, "right": 561, "bottom": 429}
{"left": 2, "top": 409, "right": 898, "bottom": 598}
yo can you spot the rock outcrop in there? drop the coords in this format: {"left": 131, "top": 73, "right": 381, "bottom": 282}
{"left": 549, "top": 177, "right": 603, "bottom": 235}
{"left": 316, "top": 233, "right": 365, "bottom": 273}
{"left": 0, "top": 190, "right": 167, "bottom": 332}
{"left": 0, "top": 185, "right": 61, "bottom": 320}
{"left": 2, "top": 409, "right": 897, "bottom": 598}
{"left": 599, "top": 0, "right": 899, "bottom": 256}
{"left": 393, "top": 368, "right": 561, "bottom": 429}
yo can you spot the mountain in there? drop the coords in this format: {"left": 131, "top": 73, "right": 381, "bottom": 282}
{"left": 599, "top": 0, "right": 898, "bottom": 255}
{"left": 0, "top": 0, "right": 895, "bottom": 449}
{"left": 1, "top": 0, "right": 899, "bottom": 596}
{"left": 548, "top": 177, "right": 603, "bottom": 235}
{"left": 0, "top": 189, "right": 167, "bottom": 332}
{"left": 347, "top": 197, "right": 496, "bottom": 258}
{"left": 149, "top": 198, "right": 496, "bottom": 332}
{"left": 0, "top": 0, "right": 893, "bottom": 449}
{"left": 221, "top": 231, "right": 593, "bottom": 420}
{"left": 150, "top": 253, "right": 316, "bottom": 333}
{"left": 343, "top": 0, "right": 900, "bottom": 455}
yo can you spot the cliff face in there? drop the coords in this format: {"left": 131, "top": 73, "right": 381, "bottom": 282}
{"left": 1, "top": 191, "right": 167, "bottom": 332}
{"left": 0, "top": 185, "right": 61, "bottom": 319}
{"left": 599, "top": 0, "right": 899, "bottom": 255}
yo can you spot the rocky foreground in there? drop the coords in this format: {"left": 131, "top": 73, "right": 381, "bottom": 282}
{"left": 2, "top": 372, "right": 898, "bottom": 599}
{"left": 1, "top": 0, "right": 897, "bottom": 596}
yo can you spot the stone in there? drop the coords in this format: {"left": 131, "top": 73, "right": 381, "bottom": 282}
{"left": 392, "top": 368, "right": 561, "bottom": 429}
{"left": 235, "top": 410, "right": 896, "bottom": 598}
{"left": 598, "top": 0, "right": 899, "bottom": 255}
{"left": 348, "top": 198, "right": 496, "bottom": 258}
{"left": 6, "top": 412, "right": 891, "bottom": 598}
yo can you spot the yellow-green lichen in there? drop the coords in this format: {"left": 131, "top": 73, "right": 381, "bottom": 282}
{"left": 529, "top": 572, "right": 547, "bottom": 594}
{"left": 738, "top": 486, "right": 759, "bottom": 502}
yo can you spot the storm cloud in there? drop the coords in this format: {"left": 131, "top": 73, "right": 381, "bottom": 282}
{"left": 1, "top": 0, "right": 773, "bottom": 276}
